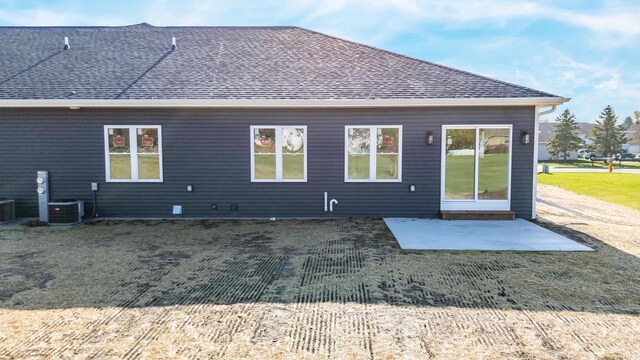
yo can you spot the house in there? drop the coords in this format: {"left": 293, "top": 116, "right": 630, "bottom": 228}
{"left": 537, "top": 122, "right": 593, "bottom": 160}
{"left": 0, "top": 24, "right": 568, "bottom": 220}
{"left": 625, "top": 124, "right": 640, "bottom": 154}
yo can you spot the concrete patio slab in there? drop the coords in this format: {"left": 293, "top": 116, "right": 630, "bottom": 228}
{"left": 384, "top": 218, "right": 594, "bottom": 251}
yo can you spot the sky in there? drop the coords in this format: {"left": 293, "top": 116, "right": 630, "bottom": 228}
{"left": 0, "top": 0, "right": 638, "bottom": 123}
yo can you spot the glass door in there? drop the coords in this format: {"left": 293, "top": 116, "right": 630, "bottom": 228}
{"left": 441, "top": 125, "right": 512, "bottom": 211}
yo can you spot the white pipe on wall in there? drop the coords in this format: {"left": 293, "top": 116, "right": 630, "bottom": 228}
{"left": 329, "top": 199, "right": 338, "bottom": 212}
{"left": 538, "top": 105, "right": 557, "bottom": 116}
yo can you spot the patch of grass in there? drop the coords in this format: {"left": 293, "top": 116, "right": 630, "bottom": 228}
{"left": 138, "top": 155, "right": 160, "bottom": 180}
{"left": 539, "top": 159, "right": 640, "bottom": 168}
{"left": 254, "top": 154, "right": 305, "bottom": 180}
{"left": 109, "top": 154, "right": 160, "bottom": 180}
{"left": 347, "top": 154, "right": 399, "bottom": 180}
{"left": 348, "top": 154, "right": 369, "bottom": 179}
{"left": 254, "top": 154, "right": 276, "bottom": 179}
{"left": 109, "top": 154, "right": 131, "bottom": 179}
{"left": 538, "top": 172, "right": 640, "bottom": 210}
{"left": 445, "top": 154, "right": 509, "bottom": 199}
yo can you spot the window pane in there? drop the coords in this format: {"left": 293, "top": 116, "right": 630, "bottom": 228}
{"left": 444, "top": 129, "right": 475, "bottom": 200}
{"left": 109, "top": 154, "right": 131, "bottom": 179}
{"left": 138, "top": 155, "right": 160, "bottom": 180}
{"left": 282, "top": 128, "right": 304, "bottom": 154}
{"left": 254, "top": 128, "right": 276, "bottom": 154}
{"left": 254, "top": 155, "right": 276, "bottom": 179}
{"left": 478, "top": 128, "right": 510, "bottom": 200}
{"left": 108, "top": 128, "right": 130, "bottom": 153}
{"left": 137, "top": 128, "right": 159, "bottom": 154}
{"left": 348, "top": 154, "right": 370, "bottom": 179}
{"left": 377, "top": 128, "right": 399, "bottom": 154}
{"left": 283, "top": 155, "right": 304, "bottom": 179}
{"left": 376, "top": 154, "right": 398, "bottom": 180}
{"left": 348, "top": 128, "right": 370, "bottom": 154}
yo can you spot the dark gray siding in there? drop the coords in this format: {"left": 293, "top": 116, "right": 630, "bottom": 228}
{"left": 0, "top": 106, "right": 536, "bottom": 219}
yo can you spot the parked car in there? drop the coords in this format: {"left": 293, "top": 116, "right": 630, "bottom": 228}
{"left": 614, "top": 153, "right": 635, "bottom": 161}
{"left": 586, "top": 152, "right": 611, "bottom": 163}
{"left": 577, "top": 149, "right": 590, "bottom": 159}
{"left": 585, "top": 151, "right": 602, "bottom": 160}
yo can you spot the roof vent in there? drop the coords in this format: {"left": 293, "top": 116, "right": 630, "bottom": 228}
{"left": 171, "top": 37, "right": 177, "bottom": 51}
{"left": 63, "top": 37, "right": 70, "bottom": 50}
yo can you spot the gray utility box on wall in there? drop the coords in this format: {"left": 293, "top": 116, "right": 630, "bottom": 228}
{"left": 0, "top": 199, "right": 15, "bottom": 224}
{"left": 48, "top": 200, "right": 84, "bottom": 225}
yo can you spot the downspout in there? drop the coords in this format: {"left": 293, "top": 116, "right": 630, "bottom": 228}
{"left": 532, "top": 105, "right": 558, "bottom": 219}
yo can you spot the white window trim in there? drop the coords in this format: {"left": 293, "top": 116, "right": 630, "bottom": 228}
{"left": 250, "top": 125, "right": 308, "bottom": 182}
{"left": 104, "top": 125, "right": 163, "bottom": 183}
{"left": 344, "top": 125, "right": 403, "bottom": 183}
{"left": 440, "top": 124, "right": 512, "bottom": 211}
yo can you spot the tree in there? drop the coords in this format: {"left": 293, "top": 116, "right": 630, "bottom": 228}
{"left": 547, "top": 109, "right": 584, "bottom": 160}
{"left": 634, "top": 110, "right": 640, "bottom": 125}
{"left": 623, "top": 116, "right": 633, "bottom": 129}
{"left": 589, "top": 105, "right": 627, "bottom": 157}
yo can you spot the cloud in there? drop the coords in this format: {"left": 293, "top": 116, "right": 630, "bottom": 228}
{"left": 0, "top": 8, "right": 75, "bottom": 26}
{"left": 3, "top": 1, "right": 639, "bottom": 38}
{"left": 0, "top": 7, "right": 130, "bottom": 26}
{"left": 293, "top": 0, "right": 640, "bottom": 37}
{"left": 554, "top": 7, "right": 640, "bottom": 36}
{"left": 141, "top": 0, "right": 218, "bottom": 26}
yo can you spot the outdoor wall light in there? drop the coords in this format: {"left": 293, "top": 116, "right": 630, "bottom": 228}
{"left": 426, "top": 132, "right": 434, "bottom": 145}
{"left": 522, "top": 131, "right": 530, "bottom": 144}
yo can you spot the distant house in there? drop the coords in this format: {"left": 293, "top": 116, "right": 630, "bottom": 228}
{"left": 628, "top": 124, "right": 640, "bottom": 154}
{"left": 538, "top": 122, "right": 593, "bottom": 160}
{"left": 0, "top": 24, "right": 568, "bottom": 220}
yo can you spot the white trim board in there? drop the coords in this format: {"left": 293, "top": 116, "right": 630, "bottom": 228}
{"left": 344, "top": 125, "right": 403, "bottom": 183}
{"left": 440, "top": 125, "right": 512, "bottom": 211}
{"left": 0, "top": 97, "right": 570, "bottom": 108}
{"left": 104, "top": 125, "right": 164, "bottom": 183}
{"left": 250, "top": 125, "right": 308, "bottom": 182}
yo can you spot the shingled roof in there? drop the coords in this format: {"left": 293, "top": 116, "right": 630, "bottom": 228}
{"left": 0, "top": 24, "right": 561, "bottom": 101}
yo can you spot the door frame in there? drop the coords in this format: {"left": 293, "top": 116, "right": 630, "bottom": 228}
{"left": 440, "top": 124, "right": 513, "bottom": 211}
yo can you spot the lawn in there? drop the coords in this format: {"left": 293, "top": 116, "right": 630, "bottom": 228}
{"left": 538, "top": 172, "right": 640, "bottom": 210}
{"left": 254, "top": 154, "right": 304, "bottom": 180}
{"left": 347, "top": 154, "right": 399, "bottom": 180}
{"left": 445, "top": 153, "right": 509, "bottom": 199}
{"left": 110, "top": 154, "right": 160, "bottom": 179}
{"left": 539, "top": 159, "right": 640, "bottom": 168}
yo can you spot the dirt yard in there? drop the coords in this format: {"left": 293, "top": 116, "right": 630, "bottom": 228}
{"left": 0, "top": 185, "right": 639, "bottom": 359}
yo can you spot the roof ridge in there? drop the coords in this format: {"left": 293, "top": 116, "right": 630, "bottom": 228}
{"left": 294, "top": 27, "right": 559, "bottom": 98}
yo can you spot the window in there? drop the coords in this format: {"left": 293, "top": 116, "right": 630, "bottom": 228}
{"left": 345, "top": 126, "right": 402, "bottom": 182}
{"left": 104, "top": 126, "right": 163, "bottom": 182}
{"left": 251, "top": 126, "right": 307, "bottom": 182}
